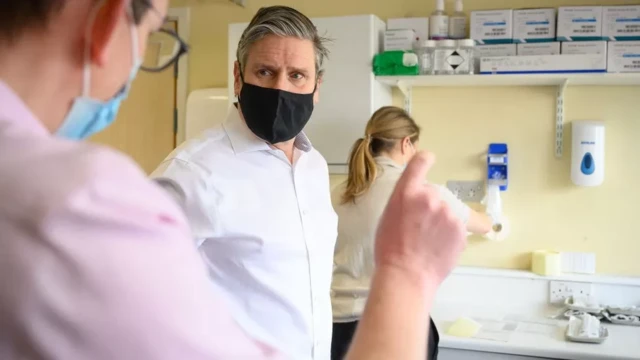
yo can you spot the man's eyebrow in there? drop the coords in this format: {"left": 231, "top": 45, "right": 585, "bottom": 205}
{"left": 252, "top": 63, "right": 278, "bottom": 71}
{"left": 250, "top": 63, "right": 313, "bottom": 76}
{"left": 288, "top": 66, "right": 311, "bottom": 75}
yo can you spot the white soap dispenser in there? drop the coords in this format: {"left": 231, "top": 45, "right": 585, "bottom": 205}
{"left": 449, "top": 0, "right": 467, "bottom": 39}
{"left": 430, "top": 0, "right": 449, "bottom": 40}
{"left": 571, "top": 121, "right": 605, "bottom": 187}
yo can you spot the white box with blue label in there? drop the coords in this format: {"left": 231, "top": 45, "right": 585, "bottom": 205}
{"left": 387, "top": 17, "right": 430, "bottom": 43}
{"left": 517, "top": 42, "right": 560, "bottom": 56}
{"left": 513, "top": 8, "right": 556, "bottom": 43}
{"left": 607, "top": 41, "right": 640, "bottom": 73}
{"left": 561, "top": 41, "right": 607, "bottom": 55}
{"left": 471, "top": 10, "right": 513, "bottom": 44}
{"left": 480, "top": 54, "right": 607, "bottom": 74}
{"left": 557, "top": 6, "right": 604, "bottom": 41}
{"left": 383, "top": 29, "right": 416, "bottom": 51}
{"left": 475, "top": 44, "right": 517, "bottom": 73}
{"left": 603, "top": 6, "right": 640, "bottom": 41}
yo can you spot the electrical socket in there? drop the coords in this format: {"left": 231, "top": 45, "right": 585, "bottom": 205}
{"left": 549, "top": 281, "right": 594, "bottom": 304}
{"left": 446, "top": 180, "right": 485, "bottom": 202}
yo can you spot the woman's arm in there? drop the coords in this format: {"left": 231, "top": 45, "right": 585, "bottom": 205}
{"left": 466, "top": 210, "right": 492, "bottom": 235}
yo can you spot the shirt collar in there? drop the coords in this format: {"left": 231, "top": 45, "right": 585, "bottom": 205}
{"left": 0, "top": 80, "right": 48, "bottom": 137}
{"left": 223, "top": 105, "right": 313, "bottom": 155}
{"left": 374, "top": 156, "right": 404, "bottom": 171}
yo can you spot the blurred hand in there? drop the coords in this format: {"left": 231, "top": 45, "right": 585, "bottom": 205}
{"left": 374, "top": 151, "right": 467, "bottom": 286}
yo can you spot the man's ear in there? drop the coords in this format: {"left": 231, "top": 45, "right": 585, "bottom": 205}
{"left": 313, "top": 72, "right": 323, "bottom": 104}
{"left": 90, "top": 0, "right": 128, "bottom": 67}
{"left": 233, "top": 61, "right": 242, "bottom": 97}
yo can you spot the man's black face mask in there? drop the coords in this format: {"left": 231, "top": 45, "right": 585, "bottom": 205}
{"left": 238, "top": 66, "right": 316, "bottom": 144}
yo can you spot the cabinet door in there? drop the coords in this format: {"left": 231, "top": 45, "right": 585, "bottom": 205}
{"left": 304, "top": 15, "right": 382, "bottom": 171}
{"left": 439, "top": 348, "right": 559, "bottom": 360}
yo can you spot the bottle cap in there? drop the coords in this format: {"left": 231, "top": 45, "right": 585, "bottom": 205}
{"left": 437, "top": 39, "right": 456, "bottom": 47}
{"left": 457, "top": 39, "right": 475, "bottom": 47}
{"left": 421, "top": 40, "right": 437, "bottom": 48}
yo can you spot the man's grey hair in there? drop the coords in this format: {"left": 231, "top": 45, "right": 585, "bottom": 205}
{"left": 236, "top": 6, "right": 330, "bottom": 79}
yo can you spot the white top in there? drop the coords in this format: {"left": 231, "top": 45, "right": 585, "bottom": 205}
{"left": 330, "top": 156, "right": 470, "bottom": 322}
{"left": 151, "top": 107, "right": 338, "bottom": 360}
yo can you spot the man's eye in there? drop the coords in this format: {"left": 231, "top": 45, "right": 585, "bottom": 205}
{"left": 258, "top": 69, "right": 272, "bottom": 76}
{"left": 290, "top": 73, "right": 305, "bottom": 80}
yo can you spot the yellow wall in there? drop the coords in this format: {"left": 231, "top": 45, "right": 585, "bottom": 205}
{"left": 170, "top": 0, "right": 640, "bottom": 276}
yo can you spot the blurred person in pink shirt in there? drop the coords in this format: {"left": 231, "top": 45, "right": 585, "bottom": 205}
{"left": 0, "top": 1, "right": 468, "bottom": 359}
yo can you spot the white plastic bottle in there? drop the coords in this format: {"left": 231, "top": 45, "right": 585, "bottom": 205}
{"left": 430, "top": 0, "right": 449, "bottom": 40}
{"left": 449, "top": 0, "right": 467, "bottom": 39}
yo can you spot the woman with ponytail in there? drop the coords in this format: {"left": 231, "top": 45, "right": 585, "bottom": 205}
{"left": 330, "top": 106, "right": 492, "bottom": 360}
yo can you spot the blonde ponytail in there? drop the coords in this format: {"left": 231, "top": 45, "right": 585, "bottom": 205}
{"left": 341, "top": 106, "right": 421, "bottom": 204}
{"left": 342, "top": 137, "right": 378, "bottom": 204}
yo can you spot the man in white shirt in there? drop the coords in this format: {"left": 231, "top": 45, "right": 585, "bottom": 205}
{"left": 151, "top": 6, "right": 336, "bottom": 359}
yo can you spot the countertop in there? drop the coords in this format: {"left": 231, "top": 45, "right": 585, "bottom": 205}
{"left": 432, "top": 303, "right": 640, "bottom": 360}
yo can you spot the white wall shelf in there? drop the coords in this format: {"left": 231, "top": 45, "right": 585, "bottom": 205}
{"left": 378, "top": 73, "right": 640, "bottom": 158}
{"left": 376, "top": 73, "right": 640, "bottom": 88}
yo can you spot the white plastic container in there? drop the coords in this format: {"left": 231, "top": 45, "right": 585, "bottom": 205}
{"left": 456, "top": 39, "right": 475, "bottom": 74}
{"left": 416, "top": 40, "right": 437, "bottom": 75}
{"left": 430, "top": 0, "right": 449, "bottom": 40}
{"left": 449, "top": 0, "right": 467, "bottom": 39}
{"left": 434, "top": 39, "right": 457, "bottom": 75}
{"left": 571, "top": 121, "right": 605, "bottom": 187}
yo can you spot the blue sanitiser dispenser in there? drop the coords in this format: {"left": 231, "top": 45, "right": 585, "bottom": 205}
{"left": 487, "top": 143, "right": 508, "bottom": 191}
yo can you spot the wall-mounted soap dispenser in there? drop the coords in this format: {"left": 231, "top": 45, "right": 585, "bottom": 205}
{"left": 571, "top": 121, "right": 605, "bottom": 187}
{"left": 484, "top": 143, "right": 510, "bottom": 241}
{"left": 487, "top": 143, "right": 508, "bottom": 191}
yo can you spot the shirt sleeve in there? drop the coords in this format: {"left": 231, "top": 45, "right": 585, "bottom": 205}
{"left": 151, "top": 158, "right": 218, "bottom": 247}
{"left": 434, "top": 184, "right": 471, "bottom": 225}
{"left": 4, "top": 151, "right": 281, "bottom": 360}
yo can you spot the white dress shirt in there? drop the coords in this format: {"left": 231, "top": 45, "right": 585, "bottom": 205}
{"left": 151, "top": 107, "right": 338, "bottom": 360}
{"left": 330, "top": 156, "right": 470, "bottom": 322}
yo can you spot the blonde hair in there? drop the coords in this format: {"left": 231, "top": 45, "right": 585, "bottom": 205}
{"left": 342, "top": 106, "right": 420, "bottom": 204}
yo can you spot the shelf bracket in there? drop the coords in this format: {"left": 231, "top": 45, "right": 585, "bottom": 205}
{"left": 396, "top": 80, "right": 412, "bottom": 114}
{"left": 555, "top": 79, "right": 569, "bottom": 158}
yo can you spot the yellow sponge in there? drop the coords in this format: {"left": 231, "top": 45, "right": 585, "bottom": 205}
{"left": 531, "top": 250, "right": 562, "bottom": 276}
{"left": 446, "top": 317, "right": 481, "bottom": 338}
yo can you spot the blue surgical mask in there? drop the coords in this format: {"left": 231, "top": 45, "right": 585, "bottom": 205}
{"left": 56, "top": 12, "right": 141, "bottom": 140}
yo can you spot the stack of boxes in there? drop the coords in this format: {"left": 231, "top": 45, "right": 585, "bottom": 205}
{"left": 471, "top": 5, "right": 640, "bottom": 74}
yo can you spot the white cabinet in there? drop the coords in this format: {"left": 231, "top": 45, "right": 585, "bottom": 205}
{"left": 439, "top": 348, "right": 559, "bottom": 360}
{"left": 228, "top": 15, "right": 391, "bottom": 173}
